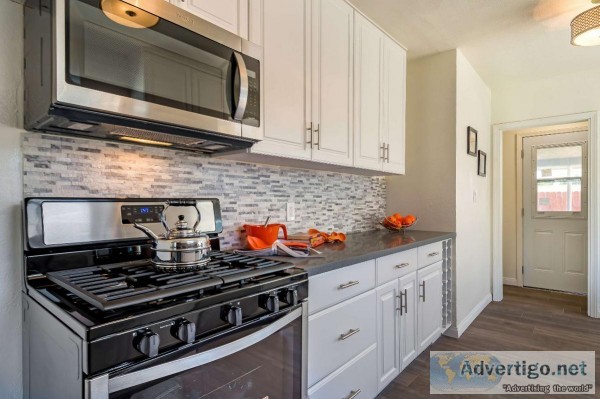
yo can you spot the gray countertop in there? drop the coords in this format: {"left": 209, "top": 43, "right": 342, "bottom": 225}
{"left": 282, "top": 229, "right": 456, "bottom": 276}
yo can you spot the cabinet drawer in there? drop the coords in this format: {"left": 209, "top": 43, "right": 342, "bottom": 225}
{"left": 376, "top": 248, "right": 417, "bottom": 284}
{"left": 308, "top": 260, "right": 376, "bottom": 314}
{"left": 308, "top": 344, "right": 377, "bottom": 399}
{"left": 418, "top": 241, "right": 443, "bottom": 267}
{"left": 308, "top": 290, "right": 377, "bottom": 387}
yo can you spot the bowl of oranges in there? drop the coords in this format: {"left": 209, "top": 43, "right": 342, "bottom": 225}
{"left": 380, "top": 213, "right": 417, "bottom": 232}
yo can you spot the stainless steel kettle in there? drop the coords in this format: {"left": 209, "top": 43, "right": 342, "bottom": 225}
{"left": 134, "top": 199, "right": 211, "bottom": 272}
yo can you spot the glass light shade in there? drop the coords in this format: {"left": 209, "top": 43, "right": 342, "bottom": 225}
{"left": 100, "top": 0, "right": 159, "bottom": 29}
{"left": 571, "top": 5, "right": 600, "bottom": 46}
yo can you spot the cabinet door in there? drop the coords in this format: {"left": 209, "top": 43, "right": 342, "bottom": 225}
{"left": 417, "top": 261, "right": 443, "bottom": 354}
{"left": 179, "top": 0, "right": 248, "bottom": 39}
{"left": 375, "top": 280, "right": 400, "bottom": 392}
{"left": 311, "top": 0, "right": 354, "bottom": 166}
{"left": 382, "top": 37, "right": 406, "bottom": 174}
{"left": 353, "top": 13, "right": 383, "bottom": 170}
{"left": 249, "top": 0, "right": 312, "bottom": 160}
{"left": 398, "top": 271, "right": 418, "bottom": 370}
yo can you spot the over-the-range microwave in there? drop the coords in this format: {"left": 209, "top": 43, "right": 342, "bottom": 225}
{"left": 24, "top": 0, "right": 262, "bottom": 154}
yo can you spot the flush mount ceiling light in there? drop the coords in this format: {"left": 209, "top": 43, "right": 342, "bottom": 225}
{"left": 100, "top": 0, "right": 159, "bottom": 29}
{"left": 571, "top": 1, "right": 600, "bottom": 46}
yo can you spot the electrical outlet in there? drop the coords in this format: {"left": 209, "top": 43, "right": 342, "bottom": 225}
{"left": 286, "top": 202, "right": 295, "bottom": 221}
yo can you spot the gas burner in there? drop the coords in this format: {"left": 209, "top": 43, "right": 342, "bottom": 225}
{"left": 47, "top": 252, "right": 295, "bottom": 311}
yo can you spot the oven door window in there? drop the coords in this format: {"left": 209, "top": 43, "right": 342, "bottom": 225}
{"left": 109, "top": 314, "right": 302, "bottom": 399}
{"left": 66, "top": 0, "right": 242, "bottom": 122}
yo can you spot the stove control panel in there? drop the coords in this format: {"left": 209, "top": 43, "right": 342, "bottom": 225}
{"left": 121, "top": 205, "right": 164, "bottom": 224}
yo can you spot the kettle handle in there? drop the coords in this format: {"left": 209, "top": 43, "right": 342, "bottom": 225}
{"left": 161, "top": 199, "right": 202, "bottom": 232}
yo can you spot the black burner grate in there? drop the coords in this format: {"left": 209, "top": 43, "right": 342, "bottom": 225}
{"left": 46, "top": 252, "right": 294, "bottom": 311}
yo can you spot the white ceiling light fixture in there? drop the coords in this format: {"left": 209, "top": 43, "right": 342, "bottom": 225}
{"left": 571, "top": 0, "right": 600, "bottom": 46}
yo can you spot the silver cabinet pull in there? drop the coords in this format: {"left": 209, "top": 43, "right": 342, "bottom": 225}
{"left": 339, "top": 328, "right": 360, "bottom": 341}
{"left": 386, "top": 143, "right": 390, "bottom": 163}
{"left": 395, "top": 262, "right": 410, "bottom": 269}
{"left": 380, "top": 142, "right": 386, "bottom": 161}
{"left": 306, "top": 122, "right": 313, "bottom": 148}
{"left": 428, "top": 252, "right": 440, "bottom": 257}
{"left": 396, "top": 289, "right": 408, "bottom": 315}
{"left": 338, "top": 281, "right": 359, "bottom": 289}
{"left": 420, "top": 281, "right": 426, "bottom": 302}
{"left": 345, "top": 389, "right": 362, "bottom": 399}
{"left": 314, "top": 124, "right": 320, "bottom": 150}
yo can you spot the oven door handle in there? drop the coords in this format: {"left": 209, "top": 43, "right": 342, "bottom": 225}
{"left": 86, "top": 307, "right": 302, "bottom": 397}
{"left": 232, "top": 52, "right": 249, "bottom": 121}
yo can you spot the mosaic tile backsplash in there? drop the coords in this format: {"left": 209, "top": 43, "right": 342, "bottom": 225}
{"left": 22, "top": 133, "right": 387, "bottom": 248}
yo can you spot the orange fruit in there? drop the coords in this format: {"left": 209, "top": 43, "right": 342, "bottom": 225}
{"left": 393, "top": 213, "right": 402, "bottom": 220}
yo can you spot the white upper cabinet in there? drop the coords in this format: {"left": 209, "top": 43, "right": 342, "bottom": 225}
{"left": 230, "top": 0, "right": 406, "bottom": 174}
{"left": 353, "top": 14, "right": 406, "bottom": 174}
{"left": 382, "top": 35, "right": 406, "bottom": 174}
{"left": 353, "top": 13, "right": 384, "bottom": 170}
{"left": 248, "top": 0, "right": 312, "bottom": 160}
{"left": 176, "top": 0, "right": 249, "bottom": 39}
{"left": 310, "top": 0, "right": 354, "bottom": 166}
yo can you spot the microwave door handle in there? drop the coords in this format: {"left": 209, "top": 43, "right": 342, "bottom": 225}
{"left": 95, "top": 307, "right": 302, "bottom": 397}
{"left": 233, "top": 52, "right": 249, "bottom": 121}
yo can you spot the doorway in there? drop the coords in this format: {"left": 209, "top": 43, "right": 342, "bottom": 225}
{"left": 492, "top": 112, "right": 599, "bottom": 317}
{"left": 522, "top": 130, "right": 589, "bottom": 293}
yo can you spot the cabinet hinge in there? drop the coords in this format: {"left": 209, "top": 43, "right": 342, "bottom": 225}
{"left": 522, "top": 265, "right": 525, "bottom": 275}
{"left": 521, "top": 208, "right": 524, "bottom": 217}
{"left": 521, "top": 149, "right": 524, "bottom": 159}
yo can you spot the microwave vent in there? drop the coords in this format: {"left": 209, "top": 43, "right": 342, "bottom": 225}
{"left": 109, "top": 127, "right": 235, "bottom": 153}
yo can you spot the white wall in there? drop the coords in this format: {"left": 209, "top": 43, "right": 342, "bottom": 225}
{"left": 492, "top": 67, "right": 600, "bottom": 125}
{"left": 386, "top": 50, "right": 457, "bottom": 231}
{"left": 454, "top": 50, "right": 492, "bottom": 325}
{"left": 387, "top": 49, "right": 492, "bottom": 336}
{"left": 0, "top": 2, "right": 24, "bottom": 398}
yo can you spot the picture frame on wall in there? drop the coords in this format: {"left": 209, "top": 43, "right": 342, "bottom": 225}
{"left": 478, "top": 150, "right": 487, "bottom": 177}
{"left": 467, "top": 126, "right": 478, "bottom": 156}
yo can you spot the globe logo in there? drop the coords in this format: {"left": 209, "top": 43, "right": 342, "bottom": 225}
{"left": 430, "top": 352, "right": 504, "bottom": 392}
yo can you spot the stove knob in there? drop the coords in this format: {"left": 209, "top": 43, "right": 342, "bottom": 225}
{"left": 135, "top": 331, "right": 160, "bottom": 357}
{"left": 174, "top": 319, "right": 196, "bottom": 344}
{"left": 222, "top": 305, "right": 243, "bottom": 326}
{"left": 280, "top": 288, "right": 299, "bottom": 306}
{"left": 260, "top": 293, "right": 280, "bottom": 313}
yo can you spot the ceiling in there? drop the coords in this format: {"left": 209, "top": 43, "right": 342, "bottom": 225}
{"left": 348, "top": 0, "right": 600, "bottom": 87}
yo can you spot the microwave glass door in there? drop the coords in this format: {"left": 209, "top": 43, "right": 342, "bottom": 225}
{"left": 65, "top": 0, "right": 260, "bottom": 127}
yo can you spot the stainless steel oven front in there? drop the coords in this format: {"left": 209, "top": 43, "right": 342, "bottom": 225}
{"left": 52, "top": 0, "right": 262, "bottom": 139}
{"left": 85, "top": 303, "right": 307, "bottom": 399}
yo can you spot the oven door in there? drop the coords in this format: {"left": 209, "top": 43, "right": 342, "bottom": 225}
{"left": 85, "top": 303, "right": 307, "bottom": 399}
{"left": 55, "top": 0, "right": 261, "bottom": 137}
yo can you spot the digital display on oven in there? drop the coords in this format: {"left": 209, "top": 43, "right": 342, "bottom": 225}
{"left": 121, "top": 205, "right": 164, "bottom": 224}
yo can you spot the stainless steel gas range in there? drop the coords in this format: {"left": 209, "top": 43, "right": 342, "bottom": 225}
{"left": 22, "top": 198, "right": 308, "bottom": 399}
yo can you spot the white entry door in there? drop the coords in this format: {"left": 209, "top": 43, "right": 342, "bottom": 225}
{"left": 523, "top": 131, "right": 588, "bottom": 293}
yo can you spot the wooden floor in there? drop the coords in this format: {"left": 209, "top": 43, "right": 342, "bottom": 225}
{"left": 377, "top": 285, "right": 599, "bottom": 398}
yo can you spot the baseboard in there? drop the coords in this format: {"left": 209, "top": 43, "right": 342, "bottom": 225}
{"left": 503, "top": 277, "right": 518, "bottom": 286}
{"left": 443, "top": 293, "right": 492, "bottom": 339}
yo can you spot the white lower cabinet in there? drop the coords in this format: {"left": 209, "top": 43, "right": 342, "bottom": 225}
{"left": 417, "top": 261, "right": 443, "bottom": 353}
{"left": 398, "top": 271, "right": 418, "bottom": 370}
{"left": 375, "top": 280, "right": 400, "bottom": 391}
{"left": 308, "top": 289, "right": 377, "bottom": 387}
{"left": 308, "top": 344, "right": 378, "bottom": 399}
{"left": 308, "top": 240, "right": 450, "bottom": 398}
